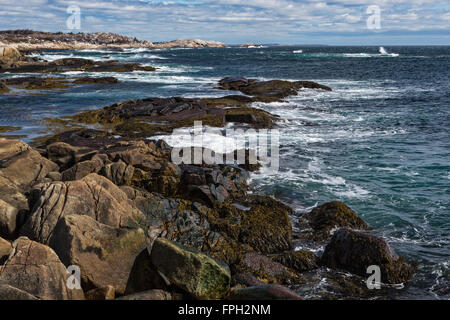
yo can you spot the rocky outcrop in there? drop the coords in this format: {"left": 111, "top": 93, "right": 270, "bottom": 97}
{"left": 150, "top": 238, "right": 231, "bottom": 300}
{"left": 0, "top": 57, "right": 156, "bottom": 74}
{"left": 0, "top": 237, "right": 85, "bottom": 300}
{"left": 208, "top": 195, "right": 294, "bottom": 254}
{"left": 0, "top": 46, "right": 23, "bottom": 68}
{"left": 0, "top": 30, "right": 152, "bottom": 50}
{"left": 20, "top": 173, "right": 144, "bottom": 243}
{"left": 55, "top": 95, "right": 277, "bottom": 140}
{"left": 0, "top": 76, "right": 121, "bottom": 95}
{"left": 0, "top": 30, "right": 225, "bottom": 50}
{"left": 48, "top": 215, "right": 146, "bottom": 295}
{"left": 151, "top": 39, "right": 225, "bottom": 49}
{"left": 0, "top": 72, "right": 418, "bottom": 301}
{"left": 320, "top": 228, "right": 415, "bottom": 284}
{"left": 301, "top": 201, "right": 371, "bottom": 240}
{"left": 218, "top": 77, "right": 332, "bottom": 100}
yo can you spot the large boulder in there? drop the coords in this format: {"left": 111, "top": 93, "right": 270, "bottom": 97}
{"left": 150, "top": 238, "right": 231, "bottom": 300}
{"left": 48, "top": 215, "right": 146, "bottom": 295}
{"left": 21, "top": 173, "right": 144, "bottom": 244}
{"left": 0, "top": 237, "right": 84, "bottom": 300}
{"left": 320, "top": 228, "right": 415, "bottom": 284}
{"left": 303, "top": 201, "right": 371, "bottom": 240}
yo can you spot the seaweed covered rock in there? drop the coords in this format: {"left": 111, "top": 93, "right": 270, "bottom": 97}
{"left": 217, "top": 77, "right": 331, "bottom": 100}
{"left": 47, "top": 95, "right": 279, "bottom": 140}
{"left": 233, "top": 251, "right": 305, "bottom": 285}
{"left": 208, "top": 195, "right": 293, "bottom": 254}
{"left": 0, "top": 237, "right": 84, "bottom": 300}
{"left": 320, "top": 228, "right": 415, "bottom": 284}
{"left": 73, "top": 76, "right": 119, "bottom": 84}
{"left": 20, "top": 173, "right": 144, "bottom": 243}
{"left": 303, "top": 201, "right": 371, "bottom": 240}
{"left": 150, "top": 238, "right": 231, "bottom": 299}
{"left": 48, "top": 215, "right": 146, "bottom": 295}
{"left": 270, "top": 250, "right": 319, "bottom": 273}
{"left": 0, "top": 57, "right": 156, "bottom": 74}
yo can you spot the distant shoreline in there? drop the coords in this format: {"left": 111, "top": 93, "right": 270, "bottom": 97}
{"left": 0, "top": 30, "right": 227, "bottom": 51}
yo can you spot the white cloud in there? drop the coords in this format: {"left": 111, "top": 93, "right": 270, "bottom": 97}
{"left": 0, "top": 0, "right": 448, "bottom": 43}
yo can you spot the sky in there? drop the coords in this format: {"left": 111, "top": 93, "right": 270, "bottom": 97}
{"left": 0, "top": 0, "right": 449, "bottom": 45}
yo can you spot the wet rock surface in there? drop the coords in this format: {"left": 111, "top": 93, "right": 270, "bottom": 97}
{"left": 218, "top": 77, "right": 332, "bottom": 100}
{"left": 0, "top": 57, "right": 156, "bottom": 74}
{"left": 320, "top": 228, "right": 415, "bottom": 284}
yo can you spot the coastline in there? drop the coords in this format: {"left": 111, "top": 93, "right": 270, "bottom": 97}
{"left": 0, "top": 30, "right": 226, "bottom": 51}
{"left": 0, "top": 35, "right": 419, "bottom": 300}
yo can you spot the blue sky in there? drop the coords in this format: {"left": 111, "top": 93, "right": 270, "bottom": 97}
{"left": 0, "top": 0, "right": 449, "bottom": 45}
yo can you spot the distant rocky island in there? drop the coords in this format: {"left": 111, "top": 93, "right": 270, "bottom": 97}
{"left": 0, "top": 30, "right": 226, "bottom": 50}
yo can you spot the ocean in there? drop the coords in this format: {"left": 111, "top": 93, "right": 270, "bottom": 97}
{"left": 0, "top": 45, "right": 449, "bottom": 299}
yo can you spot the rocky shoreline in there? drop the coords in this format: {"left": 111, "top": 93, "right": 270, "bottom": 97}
{"left": 0, "top": 47, "right": 416, "bottom": 300}
{"left": 0, "top": 30, "right": 226, "bottom": 51}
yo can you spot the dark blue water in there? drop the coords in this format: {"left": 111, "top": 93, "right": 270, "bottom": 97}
{"left": 0, "top": 46, "right": 449, "bottom": 299}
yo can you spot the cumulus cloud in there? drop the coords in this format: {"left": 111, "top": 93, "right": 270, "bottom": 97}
{"left": 0, "top": 0, "right": 448, "bottom": 44}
